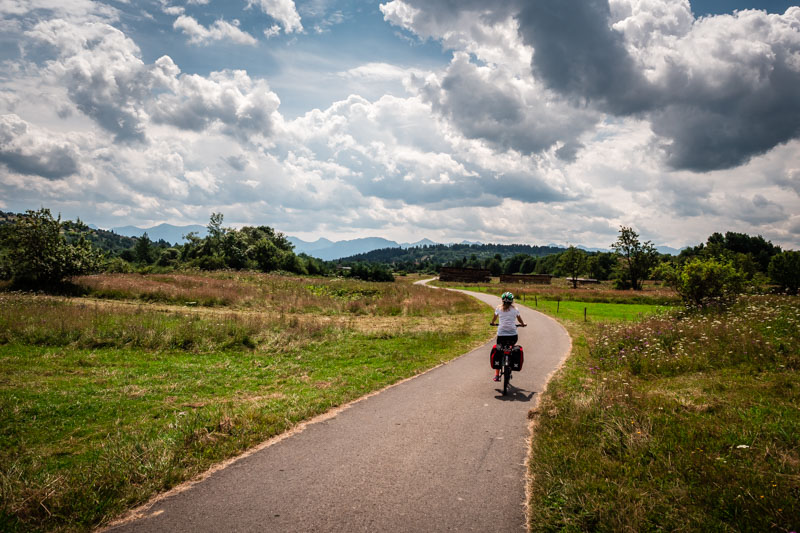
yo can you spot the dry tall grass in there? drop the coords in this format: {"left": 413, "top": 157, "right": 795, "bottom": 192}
{"left": 72, "top": 273, "right": 474, "bottom": 316}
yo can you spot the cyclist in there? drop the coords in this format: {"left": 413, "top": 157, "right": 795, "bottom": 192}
{"left": 489, "top": 291, "right": 527, "bottom": 381}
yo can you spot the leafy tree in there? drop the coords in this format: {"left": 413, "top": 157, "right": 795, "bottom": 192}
{"left": 503, "top": 254, "right": 529, "bottom": 275}
{"left": 558, "top": 246, "right": 588, "bottom": 288}
{"left": 519, "top": 256, "right": 537, "bottom": 274}
{"left": 768, "top": 251, "right": 800, "bottom": 295}
{"left": 486, "top": 257, "right": 503, "bottom": 276}
{"left": 587, "top": 252, "right": 616, "bottom": 281}
{"left": 156, "top": 247, "right": 180, "bottom": 267}
{"left": 611, "top": 226, "right": 659, "bottom": 290}
{"left": 0, "top": 208, "right": 101, "bottom": 287}
{"left": 675, "top": 258, "right": 745, "bottom": 307}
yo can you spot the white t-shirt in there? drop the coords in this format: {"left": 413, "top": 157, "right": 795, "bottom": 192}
{"left": 494, "top": 305, "right": 520, "bottom": 336}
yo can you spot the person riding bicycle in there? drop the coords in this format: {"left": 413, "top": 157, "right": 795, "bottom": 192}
{"left": 489, "top": 291, "right": 526, "bottom": 381}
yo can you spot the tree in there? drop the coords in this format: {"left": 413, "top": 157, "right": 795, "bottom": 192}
{"left": 0, "top": 208, "right": 101, "bottom": 287}
{"left": 675, "top": 258, "right": 745, "bottom": 307}
{"left": 558, "top": 246, "right": 588, "bottom": 288}
{"left": 768, "top": 251, "right": 800, "bottom": 295}
{"left": 133, "top": 232, "right": 154, "bottom": 264}
{"left": 611, "top": 226, "right": 659, "bottom": 290}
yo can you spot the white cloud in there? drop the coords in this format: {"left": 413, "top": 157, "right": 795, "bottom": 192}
{"left": 173, "top": 15, "right": 258, "bottom": 46}
{"left": 0, "top": 0, "right": 118, "bottom": 21}
{"left": 0, "top": 114, "right": 80, "bottom": 179}
{"left": 24, "top": 19, "right": 155, "bottom": 142}
{"left": 247, "top": 0, "right": 303, "bottom": 33}
{"left": 150, "top": 69, "right": 281, "bottom": 140}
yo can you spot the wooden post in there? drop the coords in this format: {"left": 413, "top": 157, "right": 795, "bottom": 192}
{"left": 584, "top": 307, "right": 587, "bottom": 322}
{"left": 557, "top": 300, "right": 560, "bottom": 313}
{"left": 534, "top": 295, "right": 538, "bottom": 307}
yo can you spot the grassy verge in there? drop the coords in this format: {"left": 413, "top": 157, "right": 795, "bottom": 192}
{"left": 0, "top": 276, "right": 489, "bottom": 532}
{"left": 527, "top": 295, "right": 799, "bottom": 532}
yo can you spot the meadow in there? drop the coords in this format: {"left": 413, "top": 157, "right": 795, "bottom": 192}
{"left": 0, "top": 273, "right": 489, "bottom": 532}
{"left": 526, "top": 295, "right": 799, "bottom": 532}
{"left": 436, "top": 278, "right": 678, "bottom": 321}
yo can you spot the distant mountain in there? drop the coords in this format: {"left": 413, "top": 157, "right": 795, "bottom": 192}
{"left": 401, "top": 238, "right": 437, "bottom": 248}
{"left": 287, "top": 237, "right": 335, "bottom": 254}
{"left": 111, "top": 223, "right": 207, "bottom": 244}
{"left": 656, "top": 245, "right": 682, "bottom": 256}
{"left": 290, "top": 236, "right": 402, "bottom": 261}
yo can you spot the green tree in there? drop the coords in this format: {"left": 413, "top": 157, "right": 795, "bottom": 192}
{"left": 485, "top": 257, "right": 503, "bottom": 276}
{"left": 611, "top": 226, "right": 659, "bottom": 290}
{"left": 133, "top": 232, "right": 154, "bottom": 264}
{"left": 558, "top": 246, "right": 588, "bottom": 288}
{"left": 503, "top": 254, "right": 528, "bottom": 275}
{"left": 587, "top": 252, "right": 616, "bottom": 281}
{"left": 675, "top": 258, "right": 744, "bottom": 307}
{"left": 768, "top": 251, "right": 800, "bottom": 295}
{"left": 0, "top": 208, "right": 101, "bottom": 287}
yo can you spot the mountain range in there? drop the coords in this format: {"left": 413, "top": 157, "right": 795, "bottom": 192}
{"left": 102, "top": 222, "right": 682, "bottom": 259}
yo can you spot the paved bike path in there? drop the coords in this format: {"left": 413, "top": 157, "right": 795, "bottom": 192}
{"left": 107, "top": 284, "right": 571, "bottom": 532}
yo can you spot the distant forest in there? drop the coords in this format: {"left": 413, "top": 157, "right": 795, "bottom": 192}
{"left": 338, "top": 243, "right": 565, "bottom": 269}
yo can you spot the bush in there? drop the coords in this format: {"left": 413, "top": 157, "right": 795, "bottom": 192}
{"left": 0, "top": 208, "right": 101, "bottom": 288}
{"left": 768, "top": 251, "right": 800, "bottom": 295}
{"left": 675, "top": 258, "right": 744, "bottom": 307}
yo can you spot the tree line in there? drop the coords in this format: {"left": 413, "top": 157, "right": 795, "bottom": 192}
{"left": 0, "top": 209, "right": 394, "bottom": 288}
{"left": 1, "top": 209, "right": 797, "bottom": 299}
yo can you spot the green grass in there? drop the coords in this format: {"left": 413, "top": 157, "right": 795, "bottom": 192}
{"left": 527, "top": 295, "right": 800, "bottom": 532}
{"left": 0, "top": 280, "right": 489, "bottom": 532}
{"left": 520, "top": 298, "right": 672, "bottom": 322}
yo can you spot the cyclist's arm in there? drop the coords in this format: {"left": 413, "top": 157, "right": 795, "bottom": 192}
{"left": 490, "top": 308, "right": 498, "bottom": 326}
{"left": 516, "top": 311, "right": 527, "bottom": 327}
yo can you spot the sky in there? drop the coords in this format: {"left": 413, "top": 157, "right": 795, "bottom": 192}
{"left": 1, "top": 0, "right": 799, "bottom": 249}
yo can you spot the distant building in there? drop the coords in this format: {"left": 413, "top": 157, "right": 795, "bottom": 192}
{"left": 439, "top": 267, "right": 491, "bottom": 283}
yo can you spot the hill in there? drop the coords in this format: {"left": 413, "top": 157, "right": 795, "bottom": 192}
{"left": 1, "top": 210, "right": 137, "bottom": 254}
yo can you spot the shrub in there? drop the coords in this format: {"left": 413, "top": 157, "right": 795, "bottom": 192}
{"left": 675, "top": 257, "right": 744, "bottom": 307}
{"left": 768, "top": 250, "right": 800, "bottom": 295}
{"left": 0, "top": 208, "right": 101, "bottom": 288}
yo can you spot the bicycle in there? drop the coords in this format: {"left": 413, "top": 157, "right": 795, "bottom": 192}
{"left": 490, "top": 324, "right": 526, "bottom": 396}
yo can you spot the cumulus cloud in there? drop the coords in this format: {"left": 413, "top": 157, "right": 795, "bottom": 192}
{"left": 247, "top": 0, "right": 303, "bottom": 33}
{"left": 417, "top": 52, "right": 598, "bottom": 157}
{"left": 173, "top": 15, "right": 258, "bottom": 46}
{"left": 386, "top": 1, "right": 800, "bottom": 173}
{"left": 775, "top": 168, "right": 800, "bottom": 195}
{"left": 283, "top": 93, "right": 576, "bottom": 209}
{"left": 518, "top": 1, "right": 800, "bottom": 171}
{"left": 150, "top": 69, "right": 281, "bottom": 140}
{"left": 24, "top": 20, "right": 155, "bottom": 142}
{"left": 0, "top": 0, "right": 118, "bottom": 22}
{"left": 0, "top": 114, "right": 79, "bottom": 179}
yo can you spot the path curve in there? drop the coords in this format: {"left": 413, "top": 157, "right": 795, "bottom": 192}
{"left": 106, "top": 281, "right": 571, "bottom": 532}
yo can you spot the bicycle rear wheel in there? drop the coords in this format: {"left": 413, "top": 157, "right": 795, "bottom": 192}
{"left": 503, "top": 366, "right": 510, "bottom": 395}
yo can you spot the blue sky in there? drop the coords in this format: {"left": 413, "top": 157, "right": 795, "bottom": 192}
{"left": 1, "top": 0, "right": 799, "bottom": 248}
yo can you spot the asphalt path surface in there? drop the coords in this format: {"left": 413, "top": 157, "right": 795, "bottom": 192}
{"left": 107, "top": 282, "right": 571, "bottom": 532}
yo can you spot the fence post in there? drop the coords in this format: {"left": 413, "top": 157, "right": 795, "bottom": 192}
{"left": 584, "top": 307, "right": 587, "bottom": 322}
{"left": 557, "top": 300, "right": 560, "bottom": 313}
{"left": 534, "top": 295, "right": 538, "bottom": 307}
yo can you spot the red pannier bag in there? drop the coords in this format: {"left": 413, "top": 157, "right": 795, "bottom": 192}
{"left": 490, "top": 345, "right": 502, "bottom": 369}
{"left": 511, "top": 345, "right": 523, "bottom": 371}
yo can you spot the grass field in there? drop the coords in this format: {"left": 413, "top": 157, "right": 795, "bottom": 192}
{"left": 437, "top": 279, "right": 677, "bottom": 322}
{"left": 0, "top": 273, "right": 490, "bottom": 532}
{"left": 526, "top": 295, "right": 800, "bottom": 532}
